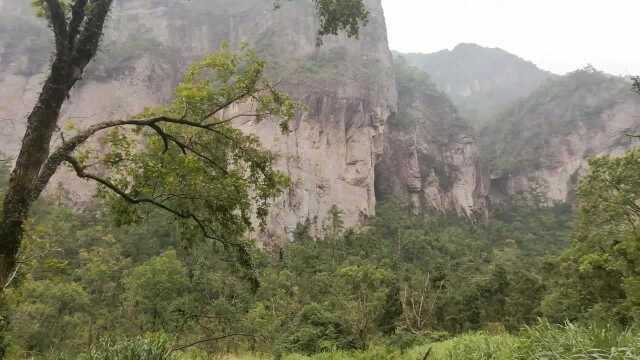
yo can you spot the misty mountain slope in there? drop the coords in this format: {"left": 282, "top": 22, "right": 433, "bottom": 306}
{"left": 0, "top": 0, "right": 397, "bottom": 243}
{"left": 401, "top": 43, "right": 554, "bottom": 126}
{"left": 482, "top": 66, "right": 640, "bottom": 202}
{"left": 376, "top": 58, "right": 488, "bottom": 218}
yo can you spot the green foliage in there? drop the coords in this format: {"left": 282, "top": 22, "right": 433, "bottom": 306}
{"left": 543, "top": 148, "right": 640, "bottom": 324}
{"left": 72, "top": 46, "right": 296, "bottom": 291}
{"left": 481, "top": 66, "right": 631, "bottom": 175}
{"left": 122, "top": 251, "right": 191, "bottom": 332}
{"left": 274, "top": 0, "right": 369, "bottom": 45}
{"left": 277, "top": 303, "right": 355, "bottom": 355}
{"left": 512, "top": 321, "right": 640, "bottom": 360}
{"left": 312, "top": 0, "right": 369, "bottom": 42}
{"left": 8, "top": 279, "right": 91, "bottom": 353}
{"left": 1, "top": 188, "right": 575, "bottom": 359}
{"left": 376, "top": 285, "right": 402, "bottom": 336}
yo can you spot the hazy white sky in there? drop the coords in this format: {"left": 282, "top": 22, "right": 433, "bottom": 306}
{"left": 381, "top": 0, "right": 640, "bottom": 75}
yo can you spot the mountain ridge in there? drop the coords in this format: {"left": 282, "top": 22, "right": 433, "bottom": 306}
{"left": 398, "top": 43, "right": 554, "bottom": 127}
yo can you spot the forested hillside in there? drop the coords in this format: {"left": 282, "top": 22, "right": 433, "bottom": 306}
{"left": 0, "top": 156, "right": 578, "bottom": 358}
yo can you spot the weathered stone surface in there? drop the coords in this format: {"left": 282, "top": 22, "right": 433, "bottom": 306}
{"left": 0, "top": 0, "right": 396, "bottom": 243}
{"left": 376, "top": 59, "right": 488, "bottom": 219}
{"left": 484, "top": 68, "right": 640, "bottom": 204}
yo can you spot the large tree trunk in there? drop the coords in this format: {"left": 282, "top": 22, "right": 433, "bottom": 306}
{"left": 0, "top": 0, "right": 113, "bottom": 291}
{"left": 0, "top": 56, "right": 72, "bottom": 288}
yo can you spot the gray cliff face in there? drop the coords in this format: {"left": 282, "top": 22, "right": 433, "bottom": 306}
{"left": 0, "top": 0, "right": 397, "bottom": 243}
{"left": 8, "top": 1, "right": 631, "bottom": 235}
{"left": 376, "top": 59, "right": 488, "bottom": 218}
{"left": 483, "top": 67, "right": 640, "bottom": 204}
{"left": 401, "top": 43, "right": 553, "bottom": 127}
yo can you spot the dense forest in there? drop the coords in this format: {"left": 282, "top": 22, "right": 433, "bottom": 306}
{"left": 2, "top": 141, "right": 640, "bottom": 359}
{"left": 1, "top": 0, "right": 640, "bottom": 359}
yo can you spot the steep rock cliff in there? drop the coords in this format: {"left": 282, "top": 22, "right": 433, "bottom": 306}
{"left": 376, "top": 59, "right": 488, "bottom": 218}
{"left": 482, "top": 67, "right": 640, "bottom": 203}
{"left": 0, "top": 0, "right": 397, "bottom": 243}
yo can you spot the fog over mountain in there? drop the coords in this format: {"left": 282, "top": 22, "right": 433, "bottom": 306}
{"left": 399, "top": 43, "right": 554, "bottom": 126}
{"left": 382, "top": 0, "right": 640, "bottom": 75}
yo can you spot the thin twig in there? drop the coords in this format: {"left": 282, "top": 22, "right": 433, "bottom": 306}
{"left": 166, "top": 333, "right": 257, "bottom": 356}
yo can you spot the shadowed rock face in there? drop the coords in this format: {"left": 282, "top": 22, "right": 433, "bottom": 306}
{"left": 0, "top": 0, "right": 397, "bottom": 243}
{"left": 376, "top": 59, "right": 489, "bottom": 219}
{"left": 482, "top": 68, "right": 640, "bottom": 204}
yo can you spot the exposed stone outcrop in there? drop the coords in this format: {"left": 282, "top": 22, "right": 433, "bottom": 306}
{"left": 376, "top": 59, "right": 488, "bottom": 218}
{"left": 7, "top": 1, "right": 634, "bottom": 238}
{"left": 483, "top": 67, "right": 640, "bottom": 204}
{"left": 0, "top": 0, "right": 397, "bottom": 243}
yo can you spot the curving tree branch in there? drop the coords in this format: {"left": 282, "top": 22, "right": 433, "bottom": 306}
{"left": 166, "top": 333, "right": 258, "bottom": 357}
{"left": 63, "top": 155, "right": 233, "bottom": 246}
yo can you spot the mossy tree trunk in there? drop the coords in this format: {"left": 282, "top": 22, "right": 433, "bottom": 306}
{"left": 0, "top": 0, "right": 113, "bottom": 291}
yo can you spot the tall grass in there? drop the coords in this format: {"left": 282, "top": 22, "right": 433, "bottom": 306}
{"left": 65, "top": 322, "right": 640, "bottom": 360}
{"left": 273, "top": 322, "right": 640, "bottom": 360}
{"left": 513, "top": 322, "right": 640, "bottom": 360}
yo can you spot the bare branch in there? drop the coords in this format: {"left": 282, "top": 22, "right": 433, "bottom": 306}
{"left": 202, "top": 89, "right": 254, "bottom": 121}
{"left": 2, "top": 263, "right": 20, "bottom": 291}
{"left": 207, "top": 112, "right": 270, "bottom": 128}
{"left": 166, "top": 334, "right": 257, "bottom": 356}
{"left": 422, "top": 347, "right": 433, "bottom": 360}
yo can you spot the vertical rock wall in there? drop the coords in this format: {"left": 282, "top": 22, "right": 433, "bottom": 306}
{"left": 0, "top": 0, "right": 397, "bottom": 243}
{"left": 376, "top": 60, "right": 488, "bottom": 219}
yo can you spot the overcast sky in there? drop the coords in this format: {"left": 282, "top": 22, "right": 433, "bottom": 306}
{"left": 381, "top": 0, "right": 640, "bottom": 75}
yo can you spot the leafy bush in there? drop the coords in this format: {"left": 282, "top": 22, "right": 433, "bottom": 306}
{"left": 277, "top": 303, "right": 356, "bottom": 355}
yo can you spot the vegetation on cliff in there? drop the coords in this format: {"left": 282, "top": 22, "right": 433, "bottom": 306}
{"left": 401, "top": 43, "right": 553, "bottom": 127}
{"left": 481, "top": 66, "right": 634, "bottom": 175}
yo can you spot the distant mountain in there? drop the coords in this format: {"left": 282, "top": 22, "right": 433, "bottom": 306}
{"left": 399, "top": 43, "right": 554, "bottom": 126}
